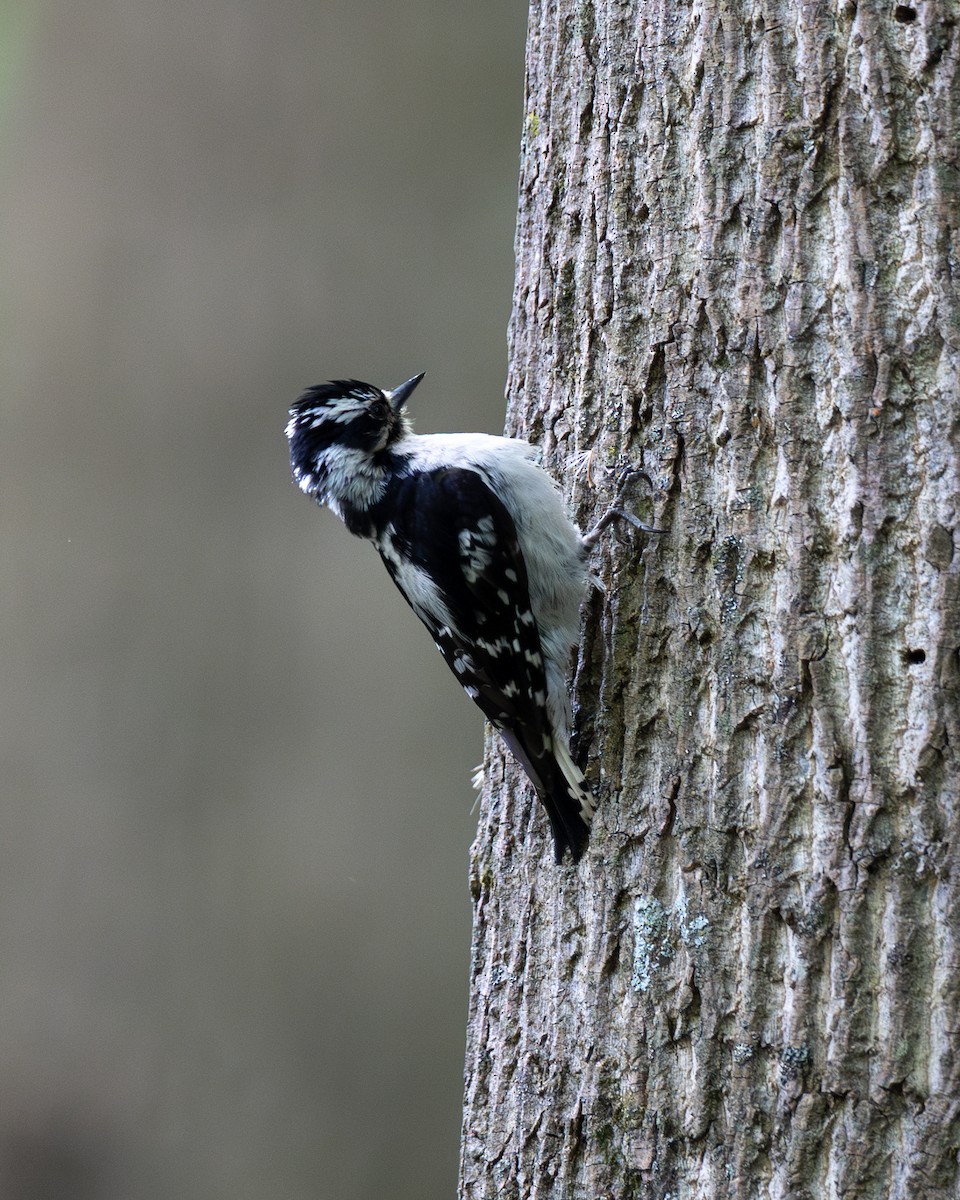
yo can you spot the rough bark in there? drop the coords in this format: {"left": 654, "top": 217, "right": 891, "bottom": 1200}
{"left": 460, "top": 2, "right": 960, "bottom": 1197}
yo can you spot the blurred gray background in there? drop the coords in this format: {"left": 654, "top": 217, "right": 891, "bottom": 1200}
{"left": 0, "top": 2, "right": 526, "bottom": 1197}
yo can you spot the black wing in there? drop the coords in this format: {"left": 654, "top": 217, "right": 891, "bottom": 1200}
{"left": 375, "top": 466, "right": 588, "bottom": 860}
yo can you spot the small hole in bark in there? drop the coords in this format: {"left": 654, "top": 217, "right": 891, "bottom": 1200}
{"left": 894, "top": 4, "right": 917, "bottom": 21}
{"left": 904, "top": 648, "right": 926, "bottom": 665}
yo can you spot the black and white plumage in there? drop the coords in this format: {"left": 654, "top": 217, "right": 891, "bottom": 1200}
{"left": 285, "top": 372, "right": 595, "bottom": 862}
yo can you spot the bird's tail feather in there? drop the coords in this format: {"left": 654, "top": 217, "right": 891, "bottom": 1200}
{"left": 543, "top": 740, "right": 595, "bottom": 863}
{"left": 498, "top": 728, "right": 595, "bottom": 863}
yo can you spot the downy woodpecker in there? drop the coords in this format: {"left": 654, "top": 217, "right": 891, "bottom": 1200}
{"left": 286, "top": 372, "right": 620, "bottom": 862}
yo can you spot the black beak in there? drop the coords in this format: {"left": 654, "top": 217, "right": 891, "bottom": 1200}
{"left": 388, "top": 372, "right": 425, "bottom": 411}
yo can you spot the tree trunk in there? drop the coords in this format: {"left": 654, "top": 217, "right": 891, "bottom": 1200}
{"left": 459, "top": 2, "right": 960, "bottom": 1197}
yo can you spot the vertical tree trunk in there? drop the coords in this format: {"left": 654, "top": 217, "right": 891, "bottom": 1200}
{"left": 460, "top": 2, "right": 960, "bottom": 1197}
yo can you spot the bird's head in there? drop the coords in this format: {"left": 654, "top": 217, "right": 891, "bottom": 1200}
{"left": 286, "top": 373, "right": 424, "bottom": 506}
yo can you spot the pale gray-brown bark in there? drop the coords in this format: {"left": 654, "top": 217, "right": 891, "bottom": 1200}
{"left": 460, "top": 2, "right": 960, "bottom": 1197}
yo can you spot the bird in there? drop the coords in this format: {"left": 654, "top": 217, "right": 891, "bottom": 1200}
{"left": 285, "top": 371, "right": 629, "bottom": 862}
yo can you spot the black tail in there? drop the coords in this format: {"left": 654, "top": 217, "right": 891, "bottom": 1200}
{"left": 541, "top": 786, "right": 591, "bottom": 864}
{"left": 498, "top": 728, "right": 595, "bottom": 864}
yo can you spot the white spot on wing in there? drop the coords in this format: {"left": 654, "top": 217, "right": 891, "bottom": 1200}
{"left": 459, "top": 527, "right": 493, "bottom": 581}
